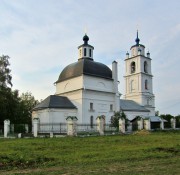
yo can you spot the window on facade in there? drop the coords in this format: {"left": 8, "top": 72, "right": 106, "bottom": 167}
{"left": 90, "top": 103, "right": 93, "bottom": 110}
{"left": 79, "top": 49, "right": 82, "bottom": 57}
{"left": 130, "top": 80, "right": 134, "bottom": 92}
{"left": 110, "top": 104, "right": 113, "bottom": 111}
{"left": 89, "top": 49, "right": 91, "bottom": 57}
{"left": 110, "top": 116, "right": 114, "bottom": 123}
{"left": 84, "top": 48, "right": 86, "bottom": 56}
{"left": 145, "top": 80, "right": 148, "bottom": 90}
{"left": 144, "top": 61, "right": 148, "bottom": 73}
{"left": 90, "top": 116, "right": 93, "bottom": 128}
{"left": 131, "top": 62, "right": 136, "bottom": 73}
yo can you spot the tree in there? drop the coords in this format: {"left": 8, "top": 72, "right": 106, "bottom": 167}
{"left": 111, "top": 111, "right": 127, "bottom": 129}
{"left": 0, "top": 87, "right": 19, "bottom": 125}
{"left": 0, "top": 55, "right": 14, "bottom": 126}
{"left": 0, "top": 55, "right": 12, "bottom": 88}
{"left": 155, "top": 111, "right": 159, "bottom": 116}
{"left": 160, "top": 114, "right": 174, "bottom": 128}
{"left": 18, "top": 92, "right": 39, "bottom": 124}
{"left": 175, "top": 115, "right": 180, "bottom": 128}
{"left": 0, "top": 55, "right": 38, "bottom": 128}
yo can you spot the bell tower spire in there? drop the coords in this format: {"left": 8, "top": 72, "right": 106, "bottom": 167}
{"left": 135, "top": 30, "right": 140, "bottom": 45}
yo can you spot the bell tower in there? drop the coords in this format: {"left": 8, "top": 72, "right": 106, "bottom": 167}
{"left": 124, "top": 31, "right": 155, "bottom": 115}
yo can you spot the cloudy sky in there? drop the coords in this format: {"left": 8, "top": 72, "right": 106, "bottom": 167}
{"left": 0, "top": 0, "right": 180, "bottom": 115}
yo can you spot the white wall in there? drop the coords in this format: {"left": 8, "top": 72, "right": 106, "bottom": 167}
{"left": 82, "top": 90, "right": 115, "bottom": 124}
{"left": 55, "top": 73, "right": 120, "bottom": 124}
{"left": 131, "top": 45, "right": 145, "bottom": 57}
{"left": 32, "top": 108, "right": 77, "bottom": 124}
{"left": 56, "top": 76, "right": 83, "bottom": 95}
{"left": 82, "top": 75, "right": 116, "bottom": 124}
{"left": 83, "top": 75, "right": 114, "bottom": 93}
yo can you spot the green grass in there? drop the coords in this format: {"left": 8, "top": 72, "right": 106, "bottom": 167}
{"left": 0, "top": 130, "right": 180, "bottom": 175}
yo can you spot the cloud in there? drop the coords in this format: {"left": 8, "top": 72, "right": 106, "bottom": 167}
{"left": 0, "top": 0, "right": 180, "bottom": 115}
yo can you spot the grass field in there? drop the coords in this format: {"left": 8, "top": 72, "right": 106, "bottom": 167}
{"left": 0, "top": 130, "right": 180, "bottom": 175}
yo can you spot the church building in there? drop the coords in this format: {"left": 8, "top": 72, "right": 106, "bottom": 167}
{"left": 32, "top": 32, "right": 158, "bottom": 127}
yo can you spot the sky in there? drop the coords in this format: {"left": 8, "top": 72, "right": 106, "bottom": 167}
{"left": 0, "top": 0, "right": 180, "bottom": 116}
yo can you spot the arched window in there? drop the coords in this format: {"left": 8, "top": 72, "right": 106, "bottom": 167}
{"left": 145, "top": 80, "right": 148, "bottom": 90}
{"left": 144, "top": 61, "right": 148, "bottom": 73}
{"left": 84, "top": 48, "right": 86, "bottom": 56}
{"left": 90, "top": 116, "right": 93, "bottom": 128}
{"left": 131, "top": 62, "right": 136, "bottom": 73}
{"left": 89, "top": 49, "right": 91, "bottom": 57}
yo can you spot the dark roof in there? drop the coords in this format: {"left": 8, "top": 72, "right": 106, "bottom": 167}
{"left": 32, "top": 95, "right": 77, "bottom": 111}
{"left": 130, "top": 116, "right": 167, "bottom": 122}
{"left": 56, "top": 58, "right": 112, "bottom": 83}
{"left": 142, "top": 116, "right": 167, "bottom": 122}
{"left": 78, "top": 43, "right": 94, "bottom": 49}
{"left": 120, "top": 99, "right": 150, "bottom": 112}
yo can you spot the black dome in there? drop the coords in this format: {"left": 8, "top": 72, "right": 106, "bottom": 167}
{"left": 83, "top": 34, "right": 89, "bottom": 44}
{"left": 56, "top": 58, "right": 112, "bottom": 83}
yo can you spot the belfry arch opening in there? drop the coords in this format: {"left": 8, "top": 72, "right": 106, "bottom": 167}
{"left": 131, "top": 62, "right": 136, "bottom": 73}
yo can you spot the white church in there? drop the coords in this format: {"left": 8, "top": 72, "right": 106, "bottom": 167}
{"left": 32, "top": 32, "right": 161, "bottom": 129}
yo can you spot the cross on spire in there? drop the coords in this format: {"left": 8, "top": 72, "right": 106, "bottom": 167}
{"left": 135, "top": 30, "right": 140, "bottom": 45}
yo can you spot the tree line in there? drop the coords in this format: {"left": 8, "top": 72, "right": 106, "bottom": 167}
{"left": 0, "top": 55, "right": 38, "bottom": 127}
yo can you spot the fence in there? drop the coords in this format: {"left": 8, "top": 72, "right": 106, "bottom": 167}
{"left": 38, "top": 123, "right": 117, "bottom": 135}
{"left": 132, "top": 123, "right": 138, "bottom": 131}
{"left": 38, "top": 123, "right": 67, "bottom": 134}
{"left": 176, "top": 122, "right": 180, "bottom": 128}
{"left": 10, "top": 124, "right": 31, "bottom": 134}
{"left": 77, "top": 124, "right": 98, "bottom": 132}
{"left": 164, "top": 122, "right": 171, "bottom": 129}
{"left": 3, "top": 118, "right": 180, "bottom": 138}
{"left": 76, "top": 124, "right": 98, "bottom": 135}
{"left": 10, "top": 124, "right": 32, "bottom": 137}
{"left": 104, "top": 124, "right": 117, "bottom": 133}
